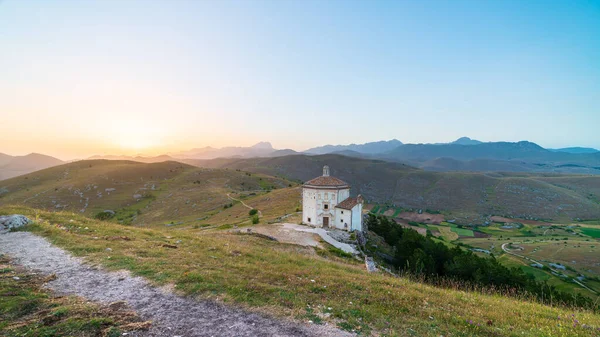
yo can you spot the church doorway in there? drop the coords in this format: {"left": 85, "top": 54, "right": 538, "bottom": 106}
{"left": 322, "top": 216, "right": 329, "bottom": 228}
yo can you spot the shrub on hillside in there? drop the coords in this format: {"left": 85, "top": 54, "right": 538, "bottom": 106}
{"left": 94, "top": 210, "right": 115, "bottom": 221}
{"left": 248, "top": 209, "right": 258, "bottom": 216}
{"left": 251, "top": 215, "right": 259, "bottom": 224}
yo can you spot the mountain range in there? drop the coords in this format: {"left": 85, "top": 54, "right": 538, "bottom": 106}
{"left": 2, "top": 138, "right": 600, "bottom": 182}
{"left": 305, "top": 138, "right": 600, "bottom": 174}
{"left": 88, "top": 154, "right": 176, "bottom": 164}
{"left": 550, "top": 147, "right": 600, "bottom": 154}
{"left": 166, "top": 142, "right": 297, "bottom": 159}
{"left": 304, "top": 139, "right": 403, "bottom": 155}
{"left": 0, "top": 153, "right": 64, "bottom": 181}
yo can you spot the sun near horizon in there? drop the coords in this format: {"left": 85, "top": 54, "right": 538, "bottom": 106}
{"left": 1, "top": 0, "right": 599, "bottom": 160}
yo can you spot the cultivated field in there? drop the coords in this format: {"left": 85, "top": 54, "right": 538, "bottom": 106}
{"left": 369, "top": 204, "right": 600, "bottom": 301}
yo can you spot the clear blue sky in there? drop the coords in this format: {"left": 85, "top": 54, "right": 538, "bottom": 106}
{"left": 1, "top": 0, "right": 599, "bottom": 159}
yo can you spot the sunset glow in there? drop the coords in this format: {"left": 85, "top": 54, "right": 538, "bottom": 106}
{"left": 0, "top": 0, "right": 598, "bottom": 160}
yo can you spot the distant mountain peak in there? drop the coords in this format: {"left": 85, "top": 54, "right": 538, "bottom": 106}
{"left": 0, "top": 152, "right": 64, "bottom": 181}
{"left": 251, "top": 141, "right": 273, "bottom": 149}
{"left": 515, "top": 141, "right": 545, "bottom": 150}
{"left": 452, "top": 137, "right": 482, "bottom": 145}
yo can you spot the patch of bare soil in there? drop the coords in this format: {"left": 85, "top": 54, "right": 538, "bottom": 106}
{"left": 383, "top": 209, "right": 396, "bottom": 217}
{"left": 396, "top": 212, "right": 444, "bottom": 224}
{"left": 473, "top": 231, "right": 490, "bottom": 238}
{"left": 396, "top": 220, "right": 429, "bottom": 236}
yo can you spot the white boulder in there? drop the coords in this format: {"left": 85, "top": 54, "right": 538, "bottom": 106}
{"left": 0, "top": 215, "right": 32, "bottom": 233}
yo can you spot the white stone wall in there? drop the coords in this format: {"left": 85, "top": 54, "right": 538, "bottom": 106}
{"left": 302, "top": 188, "right": 317, "bottom": 226}
{"left": 351, "top": 203, "right": 363, "bottom": 231}
{"left": 337, "top": 189, "right": 350, "bottom": 203}
{"left": 335, "top": 208, "right": 353, "bottom": 230}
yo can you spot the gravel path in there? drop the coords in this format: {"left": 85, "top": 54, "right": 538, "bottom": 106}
{"left": 0, "top": 232, "right": 352, "bottom": 337}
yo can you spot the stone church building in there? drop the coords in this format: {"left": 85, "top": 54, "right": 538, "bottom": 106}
{"left": 302, "top": 166, "right": 363, "bottom": 231}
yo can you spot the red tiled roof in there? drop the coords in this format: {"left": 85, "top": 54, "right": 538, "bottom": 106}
{"left": 336, "top": 197, "right": 358, "bottom": 210}
{"left": 304, "top": 175, "right": 349, "bottom": 188}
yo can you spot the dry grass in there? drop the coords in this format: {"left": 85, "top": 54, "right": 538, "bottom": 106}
{"left": 0, "top": 160, "right": 296, "bottom": 227}
{"left": 205, "top": 187, "right": 302, "bottom": 226}
{"left": 3, "top": 206, "right": 600, "bottom": 336}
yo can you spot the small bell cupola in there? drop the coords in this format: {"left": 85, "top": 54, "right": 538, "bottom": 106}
{"left": 323, "top": 165, "right": 330, "bottom": 177}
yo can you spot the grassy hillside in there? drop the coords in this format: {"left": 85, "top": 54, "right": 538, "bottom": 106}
{"left": 0, "top": 160, "right": 298, "bottom": 227}
{"left": 188, "top": 154, "right": 600, "bottom": 223}
{"left": 13, "top": 156, "right": 597, "bottom": 224}
{"left": 3, "top": 206, "right": 600, "bottom": 336}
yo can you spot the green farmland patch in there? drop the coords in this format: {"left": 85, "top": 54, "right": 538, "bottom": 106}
{"left": 450, "top": 226, "right": 474, "bottom": 237}
{"left": 580, "top": 227, "right": 600, "bottom": 238}
{"left": 370, "top": 205, "right": 380, "bottom": 214}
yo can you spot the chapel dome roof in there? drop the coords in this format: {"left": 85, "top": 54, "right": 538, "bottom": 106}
{"left": 303, "top": 166, "right": 349, "bottom": 188}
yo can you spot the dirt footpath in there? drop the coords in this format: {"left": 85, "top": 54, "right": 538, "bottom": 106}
{"left": 0, "top": 232, "right": 352, "bottom": 337}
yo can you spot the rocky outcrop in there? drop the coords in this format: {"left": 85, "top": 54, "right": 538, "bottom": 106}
{"left": 0, "top": 215, "right": 32, "bottom": 233}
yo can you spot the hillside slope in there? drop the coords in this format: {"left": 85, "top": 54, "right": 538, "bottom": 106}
{"left": 189, "top": 154, "right": 600, "bottom": 222}
{"left": 0, "top": 160, "right": 296, "bottom": 226}
{"left": 3, "top": 206, "right": 600, "bottom": 336}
